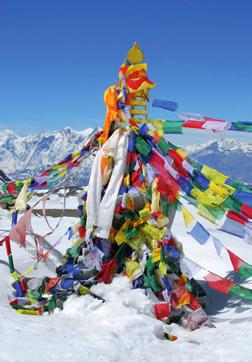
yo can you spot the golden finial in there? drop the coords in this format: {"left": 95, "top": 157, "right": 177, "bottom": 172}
{"left": 127, "top": 42, "right": 144, "bottom": 64}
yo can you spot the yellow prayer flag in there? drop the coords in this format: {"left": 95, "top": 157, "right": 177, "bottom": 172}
{"left": 201, "top": 165, "right": 228, "bottom": 184}
{"left": 125, "top": 259, "right": 142, "bottom": 280}
{"left": 17, "top": 309, "right": 40, "bottom": 316}
{"left": 79, "top": 285, "right": 91, "bottom": 295}
{"left": 199, "top": 189, "right": 226, "bottom": 206}
{"left": 151, "top": 178, "right": 160, "bottom": 213}
{"left": 191, "top": 188, "right": 202, "bottom": 201}
{"left": 209, "top": 181, "right": 228, "bottom": 198}
{"left": 11, "top": 271, "right": 20, "bottom": 281}
{"left": 139, "top": 208, "right": 151, "bottom": 220}
{"left": 141, "top": 224, "right": 164, "bottom": 241}
{"left": 176, "top": 149, "right": 187, "bottom": 159}
{"left": 127, "top": 237, "right": 143, "bottom": 250}
{"left": 181, "top": 206, "right": 194, "bottom": 228}
{"left": 59, "top": 169, "right": 67, "bottom": 176}
{"left": 159, "top": 261, "right": 167, "bottom": 275}
{"left": 197, "top": 205, "right": 217, "bottom": 224}
{"left": 115, "top": 220, "right": 131, "bottom": 245}
{"left": 72, "top": 150, "right": 81, "bottom": 159}
{"left": 124, "top": 174, "right": 130, "bottom": 187}
{"left": 152, "top": 248, "right": 161, "bottom": 263}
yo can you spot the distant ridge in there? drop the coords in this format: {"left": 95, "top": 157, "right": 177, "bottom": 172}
{"left": 0, "top": 129, "right": 251, "bottom": 185}
{"left": 185, "top": 138, "right": 252, "bottom": 183}
{"left": 0, "top": 127, "right": 94, "bottom": 186}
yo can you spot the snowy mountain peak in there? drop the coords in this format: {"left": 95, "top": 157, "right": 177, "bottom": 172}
{"left": 215, "top": 138, "right": 252, "bottom": 153}
{"left": 0, "top": 129, "right": 17, "bottom": 143}
{"left": 0, "top": 127, "right": 94, "bottom": 182}
{"left": 186, "top": 138, "right": 252, "bottom": 154}
{"left": 78, "top": 127, "right": 94, "bottom": 137}
{"left": 186, "top": 138, "right": 252, "bottom": 184}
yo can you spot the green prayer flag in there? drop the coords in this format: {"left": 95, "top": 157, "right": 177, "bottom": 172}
{"left": 239, "top": 262, "right": 252, "bottom": 279}
{"left": 229, "top": 284, "right": 252, "bottom": 300}
{"left": 157, "top": 139, "right": 172, "bottom": 154}
{"left": 135, "top": 136, "right": 152, "bottom": 157}
{"left": 222, "top": 195, "right": 242, "bottom": 213}
{"left": 163, "top": 120, "right": 184, "bottom": 134}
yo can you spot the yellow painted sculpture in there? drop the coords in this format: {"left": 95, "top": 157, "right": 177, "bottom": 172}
{"left": 102, "top": 42, "right": 156, "bottom": 142}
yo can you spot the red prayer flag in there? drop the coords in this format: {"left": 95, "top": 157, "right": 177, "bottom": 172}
{"left": 241, "top": 203, "right": 252, "bottom": 219}
{"left": 183, "top": 120, "right": 205, "bottom": 129}
{"left": 204, "top": 272, "right": 235, "bottom": 294}
{"left": 154, "top": 303, "right": 170, "bottom": 321}
{"left": 79, "top": 226, "right": 86, "bottom": 239}
{"left": 95, "top": 259, "right": 117, "bottom": 284}
{"left": 168, "top": 150, "right": 184, "bottom": 166}
{"left": 227, "top": 249, "right": 244, "bottom": 272}
{"left": 227, "top": 210, "right": 248, "bottom": 225}
{"left": 7, "top": 183, "right": 16, "bottom": 195}
{"left": 45, "top": 278, "right": 61, "bottom": 293}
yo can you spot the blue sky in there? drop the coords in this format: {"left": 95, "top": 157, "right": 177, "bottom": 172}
{"left": 0, "top": 0, "right": 252, "bottom": 145}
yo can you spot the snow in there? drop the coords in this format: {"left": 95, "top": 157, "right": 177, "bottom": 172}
{"left": 1, "top": 197, "right": 252, "bottom": 361}
{"left": 185, "top": 138, "right": 252, "bottom": 154}
{"left": 0, "top": 127, "right": 94, "bottom": 176}
{"left": 79, "top": 127, "right": 95, "bottom": 138}
{"left": 30, "top": 192, "right": 79, "bottom": 210}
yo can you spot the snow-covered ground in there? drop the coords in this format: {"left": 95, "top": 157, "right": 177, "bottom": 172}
{"left": 30, "top": 190, "right": 79, "bottom": 210}
{"left": 0, "top": 195, "right": 252, "bottom": 362}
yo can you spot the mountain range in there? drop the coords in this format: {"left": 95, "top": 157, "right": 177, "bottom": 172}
{"left": 0, "top": 127, "right": 94, "bottom": 186}
{"left": 185, "top": 138, "right": 252, "bottom": 183}
{"left": 0, "top": 128, "right": 251, "bottom": 185}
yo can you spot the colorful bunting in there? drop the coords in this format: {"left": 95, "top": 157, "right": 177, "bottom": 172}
{"left": 1, "top": 43, "right": 252, "bottom": 335}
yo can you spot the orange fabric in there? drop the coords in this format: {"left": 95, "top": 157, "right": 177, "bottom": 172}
{"left": 154, "top": 134, "right": 161, "bottom": 143}
{"left": 102, "top": 85, "right": 118, "bottom": 143}
{"left": 101, "top": 155, "right": 112, "bottom": 184}
{"left": 177, "top": 288, "right": 191, "bottom": 307}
